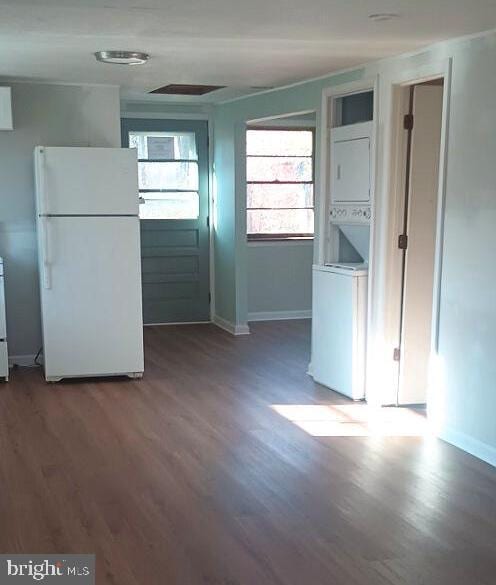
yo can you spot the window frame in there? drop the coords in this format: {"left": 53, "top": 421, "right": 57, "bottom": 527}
{"left": 129, "top": 130, "right": 201, "bottom": 220}
{"left": 246, "top": 125, "right": 316, "bottom": 242}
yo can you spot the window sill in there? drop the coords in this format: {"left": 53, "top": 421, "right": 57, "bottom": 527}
{"left": 247, "top": 236, "right": 314, "bottom": 246}
{"left": 247, "top": 234, "right": 313, "bottom": 241}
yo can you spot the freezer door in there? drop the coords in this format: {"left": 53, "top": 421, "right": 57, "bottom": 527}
{"left": 38, "top": 216, "right": 144, "bottom": 379}
{"left": 35, "top": 147, "right": 139, "bottom": 216}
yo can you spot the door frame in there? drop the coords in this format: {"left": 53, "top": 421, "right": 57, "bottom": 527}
{"left": 319, "top": 79, "right": 379, "bottom": 266}
{"left": 120, "top": 117, "right": 212, "bottom": 324}
{"left": 120, "top": 108, "right": 215, "bottom": 320}
{"left": 384, "top": 58, "right": 452, "bottom": 408}
{"left": 316, "top": 78, "right": 378, "bottom": 383}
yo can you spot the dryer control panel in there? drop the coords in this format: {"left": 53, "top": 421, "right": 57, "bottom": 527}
{"left": 330, "top": 205, "right": 371, "bottom": 225}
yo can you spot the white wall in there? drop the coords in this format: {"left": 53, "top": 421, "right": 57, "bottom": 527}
{"left": 214, "top": 30, "right": 496, "bottom": 467}
{"left": 424, "top": 35, "right": 496, "bottom": 463}
{"left": 247, "top": 241, "right": 313, "bottom": 320}
{"left": 324, "top": 35, "right": 496, "bottom": 465}
{"left": 362, "top": 32, "right": 496, "bottom": 465}
{"left": 0, "top": 82, "right": 121, "bottom": 360}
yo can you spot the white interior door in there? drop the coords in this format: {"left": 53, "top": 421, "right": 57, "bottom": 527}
{"left": 39, "top": 216, "right": 143, "bottom": 379}
{"left": 35, "top": 147, "right": 139, "bottom": 215}
{"left": 398, "top": 84, "right": 443, "bottom": 404}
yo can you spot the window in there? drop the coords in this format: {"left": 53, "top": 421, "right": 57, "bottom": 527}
{"left": 246, "top": 128, "right": 314, "bottom": 239}
{"left": 129, "top": 131, "right": 199, "bottom": 220}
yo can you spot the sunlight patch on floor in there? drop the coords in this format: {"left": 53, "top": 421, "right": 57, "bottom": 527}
{"left": 271, "top": 403, "right": 431, "bottom": 437}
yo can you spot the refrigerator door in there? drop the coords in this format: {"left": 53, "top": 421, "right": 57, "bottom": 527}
{"left": 38, "top": 216, "right": 144, "bottom": 379}
{"left": 35, "top": 147, "right": 139, "bottom": 216}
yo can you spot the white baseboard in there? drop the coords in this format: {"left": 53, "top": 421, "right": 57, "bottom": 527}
{"left": 9, "top": 354, "right": 39, "bottom": 367}
{"left": 213, "top": 315, "right": 250, "bottom": 336}
{"left": 144, "top": 321, "right": 210, "bottom": 326}
{"left": 438, "top": 425, "right": 496, "bottom": 468}
{"left": 248, "top": 309, "right": 312, "bottom": 322}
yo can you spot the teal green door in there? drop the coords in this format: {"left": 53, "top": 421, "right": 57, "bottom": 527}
{"left": 121, "top": 119, "right": 210, "bottom": 324}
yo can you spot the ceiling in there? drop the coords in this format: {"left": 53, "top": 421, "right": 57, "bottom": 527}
{"left": 0, "top": 0, "right": 495, "bottom": 103}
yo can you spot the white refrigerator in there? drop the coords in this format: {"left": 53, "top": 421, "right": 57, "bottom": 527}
{"left": 34, "top": 147, "right": 144, "bottom": 382}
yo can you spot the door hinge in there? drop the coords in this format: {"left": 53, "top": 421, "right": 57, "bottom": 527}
{"left": 206, "top": 215, "right": 210, "bottom": 228}
{"left": 393, "top": 347, "right": 401, "bottom": 362}
{"left": 208, "top": 292, "right": 211, "bottom": 304}
{"left": 403, "top": 114, "right": 414, "bottom": 131}
{"left": 398, "top": 234, "right": 408, "bottom": 250}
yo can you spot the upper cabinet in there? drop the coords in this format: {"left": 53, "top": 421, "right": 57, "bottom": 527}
{"left": 0, "top": 87, "right": 13, "bottom": 131}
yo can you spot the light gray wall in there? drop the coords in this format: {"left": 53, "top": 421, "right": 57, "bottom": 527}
{"left": 0, "top": 82, "right": 121, "bottom": 358}
{"left": 120, "top": 100, "right": 212, "bottom": 119}
{"left": 247, "top": 241, "right": 313, "bottom": 318}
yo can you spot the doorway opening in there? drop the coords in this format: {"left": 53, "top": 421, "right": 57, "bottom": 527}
{"left": 244, "top": 111, "right": 316, "bottom": 324}
{"left": 396, "top": 78, "right": 445, "bottom": 407}
{"left": 121, "top": 118, "right": 210, "bottom": 326}
{"left": 312, "top": 82, "right": 376, "bottom": 402}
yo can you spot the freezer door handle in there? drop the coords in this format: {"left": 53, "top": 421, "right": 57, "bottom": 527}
{"left": 39, "top": 216, "right": 52, "bottom": 289}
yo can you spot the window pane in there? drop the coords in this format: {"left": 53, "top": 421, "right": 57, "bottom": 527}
{"left": 247, "top": 209, "right": 314, "bottom": 235}
{"left": 247, "top": 156, "right": 312, "bottom": 182}
{"left": 247, "top": 183, "right": 313, "bottom": 209}
{"left": 247, "top": 130, "right": 313, "bottom": 156}
{"left": 139, "top": 192, "right": 199, "bottom": 220}
{"left": 138, "top": 161, "right": 199, "bottom": 190}
{"left": 129, "top": 131, "right": 197, "bottom": 160}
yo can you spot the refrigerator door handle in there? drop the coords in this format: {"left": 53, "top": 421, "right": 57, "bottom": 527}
{"left": 39, "top": 216, "right": 52, "bottom": 289}
{"left": 36, "top": 147, "right": 50, "bottom": 215}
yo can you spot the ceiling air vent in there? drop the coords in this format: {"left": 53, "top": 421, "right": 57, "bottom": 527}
{"left": 150, "top": 84, "right": 225, "bottom": 96}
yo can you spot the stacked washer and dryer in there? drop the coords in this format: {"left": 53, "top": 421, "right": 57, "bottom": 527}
{"left": 312, "top": 119, "right": 372, "bottom": 400}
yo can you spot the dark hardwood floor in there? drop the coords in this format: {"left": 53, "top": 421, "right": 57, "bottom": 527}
{"left": 1, "top": 320, "right": 496, "bottom": 584}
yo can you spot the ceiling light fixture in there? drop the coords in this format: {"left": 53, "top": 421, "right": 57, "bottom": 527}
{"left": 94, "top": 51, "right": 150, "bottom": 65}
{"left": 368, "top": 13, "right": 400, "bottom": 22}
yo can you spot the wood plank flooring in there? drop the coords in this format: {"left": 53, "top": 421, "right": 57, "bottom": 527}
{"left": 1, "top": 320, "right": 496, "bottom": 584}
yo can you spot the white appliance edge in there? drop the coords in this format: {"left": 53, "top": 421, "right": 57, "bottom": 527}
{"left": 311, "top": 264, "right": 367, "bottom": 400}
{"left": 0, "top": 258, "right": 8, "bottom": 381}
